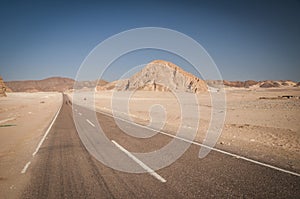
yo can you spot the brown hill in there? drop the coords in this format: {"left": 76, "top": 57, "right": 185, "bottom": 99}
{"left": 257, "top": 80, "right": 297, "bottom": 88}
{"left": 5, "top": 77, "right": 109, "bottom": 92}
{"left": 98, "top": 60, "right": 207, "bottom": 93}
{"left": 259, "top": 81, "right": 281, "bottom": 88}
{"left": 5, "top": 77, "right": 75, "bottom": 92}
{"left": 222, "top": 80, "right": 258, "bottom": 88}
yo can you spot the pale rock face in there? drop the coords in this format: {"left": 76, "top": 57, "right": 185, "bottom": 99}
{"left": 0, "top": 76, "right": 7, "bottom": 97}
{"left": 102, "top": 60, "right": 207, "bottom": 93}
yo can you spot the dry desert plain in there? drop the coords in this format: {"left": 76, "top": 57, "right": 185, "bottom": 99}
{"left": 0, "top": 92, "right": 62, "bottom": 198}
{"left": 70, "top": 87, "right": 300, "bottom": 173}
{"left": 0, "top": 87, "right": 299, "bottom": 197}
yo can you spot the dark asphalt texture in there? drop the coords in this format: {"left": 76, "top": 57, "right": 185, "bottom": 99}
{"left": 22, "top": 95, "right": 300, "bottom": 198}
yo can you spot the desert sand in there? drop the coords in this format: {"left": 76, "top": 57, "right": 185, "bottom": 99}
{"left": 0, "top": 92, "right": 62, "bottom": 198}
{"left": 0, "top": 86, "right": 298, "bottom": 198}
{"left": 1, "top": 85, "right": 298, "bottom": 198}
{"left": 69, "top": 86, "right": 300, "bottom": 173}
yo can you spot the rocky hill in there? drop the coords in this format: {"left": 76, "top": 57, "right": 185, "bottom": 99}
{"left": 98, "top": 60, "right": 207, "bottom": 93}
{"left": 206, "top": 80, "right": 298, "bottom": 89}
{"left": 0, "top": 76, "right": 8, "bottom": 97}
{"left": 74, "top": 79, "right": 108, "bottom": 90}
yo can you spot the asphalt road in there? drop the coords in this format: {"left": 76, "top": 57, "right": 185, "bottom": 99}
{"left": 21, "top": 95, "right": 300, "bottom": 198}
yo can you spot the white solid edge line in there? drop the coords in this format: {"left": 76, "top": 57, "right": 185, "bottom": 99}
{"left": 86, "top": 119, "right": 95, "bottom": 127}
{"left": 111, "top": 140, "right": 166, "bottom": 183}
{"left": 21, "top": 161, "right": 31, "bottom": 174}
{"left": 158, "top": 131, "right": 300, "bottom": 177}
{"left": 94, "top": 109, "right": 300, "bottom": 177}
{"left": 71, "top": 103, "right": 300, "bottom": 177}
{"left": 32, "top": 94, "right": 63, "bottom": 157}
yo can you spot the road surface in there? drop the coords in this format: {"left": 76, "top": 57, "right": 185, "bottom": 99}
{"left": 21, "top": 95, "right": 300, "bottom": 198}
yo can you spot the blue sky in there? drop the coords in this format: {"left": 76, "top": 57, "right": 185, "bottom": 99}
{"left": 0, "top": 0, "right": 299, "bottom": 81}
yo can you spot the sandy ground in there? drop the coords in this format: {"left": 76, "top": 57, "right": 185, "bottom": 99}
{"left": 69, "top": 87, "right": 300, "bottom": 173}
{"left": 0, "top": 92, "right": 62, "bottom": 199}
{"left": 0, "top": 89, "right": 297, "bottom": 197}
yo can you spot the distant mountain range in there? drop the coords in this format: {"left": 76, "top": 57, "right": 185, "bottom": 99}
{"left": 2, "top": 60, "right": 299, "bottom": 93}
{"left": 206, "top": 80, "right": 300, "bottom": 88}
{"left": 98, "top": 60, "right": 299, "bottom": 92}
{"left": 4, "top": 77, "right": 107, "bottom": 92}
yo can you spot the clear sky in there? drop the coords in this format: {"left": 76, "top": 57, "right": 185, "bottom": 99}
{"left": 0, "top": 0, "right": 299, "bottom": 81}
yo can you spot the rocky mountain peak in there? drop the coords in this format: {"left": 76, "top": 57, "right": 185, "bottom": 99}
{"left": 100, "top": 60, "right": 208, "bottom": 93}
